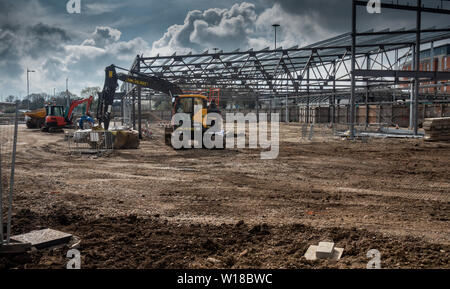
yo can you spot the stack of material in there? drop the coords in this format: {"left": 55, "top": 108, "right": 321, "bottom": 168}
{"left": 111, "top": 130, "right": 140, "bottom": 149}
{"left": 423, "top": 117, "right": 450, "bottom": 141}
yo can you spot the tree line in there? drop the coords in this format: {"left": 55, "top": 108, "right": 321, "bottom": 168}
{"left": 1, "top": 87, "right": 101, "bottom": 113}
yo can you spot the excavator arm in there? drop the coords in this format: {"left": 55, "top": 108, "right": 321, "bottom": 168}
{"left": 66, "top": 95, "right": 94, "bottom": 121}
{"left": 97, "top": 64, "right": 183, "bottom": 130}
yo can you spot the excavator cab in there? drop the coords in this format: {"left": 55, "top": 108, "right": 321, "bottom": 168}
{"left": 173, "top": 95, "right": 208, "bottom": 126}
{"left": 42, "top": 105, "right": 68, "bottom": 132}
{"left": 165, "top": 94, "right": 222, "bottom": 148}
{"left": 45, "top": 105, "right": 65, "bottom": 117}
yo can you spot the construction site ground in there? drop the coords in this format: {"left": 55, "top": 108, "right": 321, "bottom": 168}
{"left": 1, "top": 123, "right": 449, "bottom": 269}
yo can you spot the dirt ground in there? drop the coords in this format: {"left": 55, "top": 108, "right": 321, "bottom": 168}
{"left": 1, "top": 123, "right": 449, "bottom": 269}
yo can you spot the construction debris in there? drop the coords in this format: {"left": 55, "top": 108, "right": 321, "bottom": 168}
{"left": 111, "top": 130, "right": 140, "bottom": 149}
{"left": 423, "top": 117, "right": 450, "bottom": 141}
{"left": 304, "top": 241, "right": 344, "bottom": 261}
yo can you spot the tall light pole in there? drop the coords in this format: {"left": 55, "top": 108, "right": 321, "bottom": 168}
{"left": 26, "top": 68, "right": 35, "bottom": 110}
{"left": 272, "top": 24, "right": 280, "bottom": 50}
{"left": 66, "top": 77, "right": 70, "bottom": 107}
{"left": 271, "top": 24, "right": 280, "bottom": 122}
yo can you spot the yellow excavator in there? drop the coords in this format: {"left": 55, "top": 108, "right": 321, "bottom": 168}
{"left": 97, "top": 65, "right": 221, "bottom": 148}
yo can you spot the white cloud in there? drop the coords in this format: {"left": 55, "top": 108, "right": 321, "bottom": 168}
{"left": 85, "top": 3, "right": 124, "bottom": 15}
{"left": 149, "top": 2, "right": 334, "bottom": 55}
{"left": 255, "top": 3, "right": 332, "bottom": 48}
{"left": 151, "top": 3, "right": 259, "bottom": 55}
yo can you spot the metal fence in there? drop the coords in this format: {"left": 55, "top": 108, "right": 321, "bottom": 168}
{"left": 67, "top": 130, "right": 114, "bottom": 156}
{"left": 122, "top": 99, "right": 133, "bottom": 129}
{"left": 0, "top": 103, "right": 19, "bottom": 247}
{"left": 297, "top": 122, "right": 424, "bottom": 143}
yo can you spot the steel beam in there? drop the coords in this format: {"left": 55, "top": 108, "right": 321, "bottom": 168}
{"left": 353, "top": 69, "right": 450, "bottom": 80}
{"left": 350, "top": 0, "right": 357, "bottom": 138}
{"left": 414, "top": 0, "right": 422, "bottom": 136}
{"left": 355, "top": 0, "right": 450, "bottom": 15}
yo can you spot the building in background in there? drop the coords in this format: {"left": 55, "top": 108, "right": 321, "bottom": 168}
{"left": 402, "top": 43, "right": 450, "bottom": 93}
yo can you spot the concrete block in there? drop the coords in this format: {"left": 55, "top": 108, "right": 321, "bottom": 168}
{"left": 304, "top": 242, "right": 344, "bottom": 261}
{"left": 304, "top": 245, "right": 319, "bottom": 261}
{"left": 11, "top": 228, "right": 72, "bottom": 250}
{"left": 316, "top": 242, "right": 335, "bottom": 259}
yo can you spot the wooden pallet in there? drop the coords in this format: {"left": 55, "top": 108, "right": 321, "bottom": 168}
{"left": 423, "top": 117, "right": 450, "bottom": 141}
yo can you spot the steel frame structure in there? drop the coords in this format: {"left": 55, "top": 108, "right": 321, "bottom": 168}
{"left": 122, "top": 0, "right": 450, "bottom": 138}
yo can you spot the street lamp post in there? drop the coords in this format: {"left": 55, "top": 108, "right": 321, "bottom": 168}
{"left": 271, "top": 24, "right": 280, "bottom": 121}
{"left": 26, "top": 68, "right": 35, "bottom": 110}
{"left": 66, "top": 78, "right": 70, "bottom": 107}
{"left": 272, "top": 24, "right": 280, "bottom": 50}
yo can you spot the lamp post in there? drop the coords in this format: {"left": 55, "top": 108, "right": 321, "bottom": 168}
{"left": 272, "top": 24, "right": 280, "bottom": 50}
{"left": 66, "top": 77, "right": 70, "bottom": 107}
{"left": 26, "top": 68, "right": 35, "bottom": 110}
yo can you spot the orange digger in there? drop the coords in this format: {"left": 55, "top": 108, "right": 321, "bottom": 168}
{"left": 41, "top": 96, "right": 93, "bottom": 132}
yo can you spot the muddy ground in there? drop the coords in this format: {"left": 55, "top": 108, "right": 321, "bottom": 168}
{"left": 1, "top": 124, "right": 449, "bottom": 269}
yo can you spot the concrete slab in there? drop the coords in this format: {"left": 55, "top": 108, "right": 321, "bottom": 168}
{"left": 11, "top": 229, "right": 72, "bottom": 250}
{"left": 0, "top": 241, "right": 32, "bottom": 254}
{"left": 304, "top": 245, "right": 319, "bottom": 261}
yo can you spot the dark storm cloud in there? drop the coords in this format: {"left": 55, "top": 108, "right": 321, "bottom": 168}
{"left": 0, "top": 28, "right": 22, "bottom": 77}
{"left": 0, "top": 0, "right": 74, "bottom": 82}
{"left": 272, "top": 0, "right": 450, "bottom": 33}
{"left": 272, "top": 0, "right": 349, "bottom": 32}
{"left": 26, "top": 23, "right": 72, "bottom": 57}
{"left": 0, "top": 22, "right": 72, "bottom": 76}
{"left": 82, "top": 26, "right": 122, "bottom": 47}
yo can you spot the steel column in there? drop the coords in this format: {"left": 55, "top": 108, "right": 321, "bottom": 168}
{"left": 350, "top": 0, "right": 357, "bottom": 138}
{"left": 414, "top": 0, "right": 422, "bottom": 135}
{"left": 366, "top": 54, "right": 370, "bottom": 127}
{"left": 132, "top": 89, "right": 136, "bottom": 130}
{"left": 137, "top": 58, "right": 142, "bottom": 139}
{"left": 306, "top": 67, "right": 310, "bottom": 124}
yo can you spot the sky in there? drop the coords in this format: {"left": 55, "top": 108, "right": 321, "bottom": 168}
{"left": 0, "top": 0, "right": 449, "bottom": 98}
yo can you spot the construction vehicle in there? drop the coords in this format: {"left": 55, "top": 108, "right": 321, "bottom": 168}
{"left": 97, "top": 65, "right": 222, "bottom": 148}
{"left": 41, "top": 96, "right": 94, "bottom": 132}
{"left": 24, "top": 108, "right": 46, "bottom": 129}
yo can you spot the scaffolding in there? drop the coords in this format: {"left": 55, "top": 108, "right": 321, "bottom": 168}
{"left": 119, "top": 0, "right": 450, "bottom": 139}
